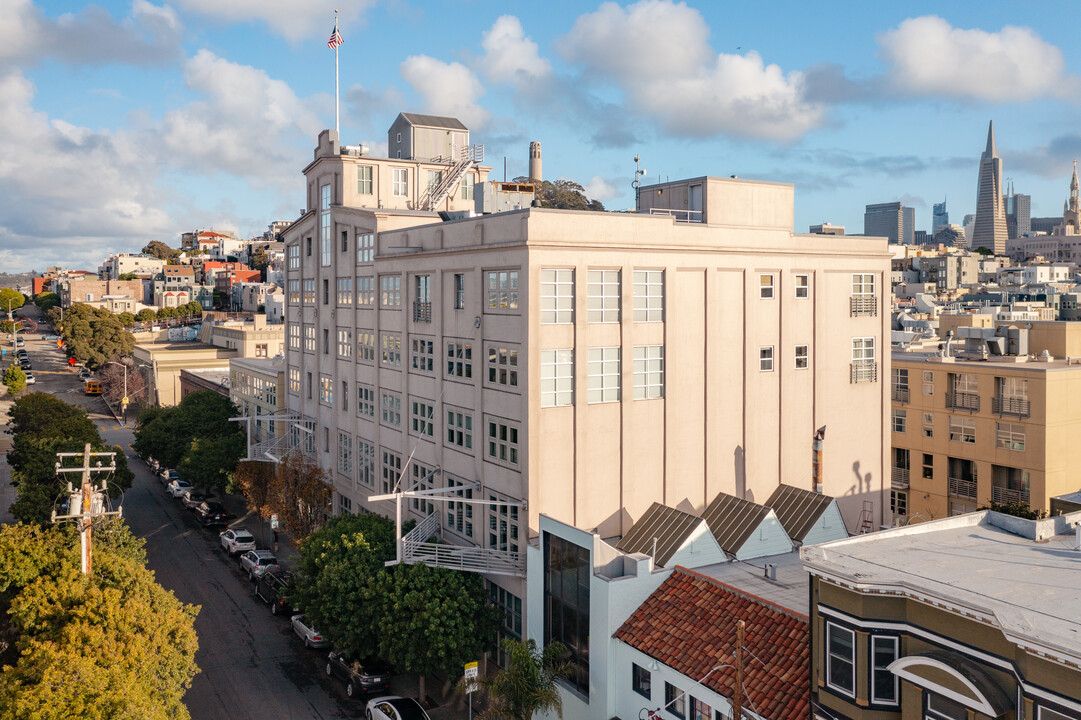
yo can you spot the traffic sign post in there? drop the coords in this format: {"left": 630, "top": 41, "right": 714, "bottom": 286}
{"left": 464, "top": 660, "right": 479, "bottom": 719}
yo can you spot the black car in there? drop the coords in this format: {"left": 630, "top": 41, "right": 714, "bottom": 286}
{"left": 19, "top": 359, "right": 31, "bottom": 370}
{"left": 195, "top": 500, "right": 230, "bottom": 527}
{"left": 254, "top": 570, "right": 296, "bottom": 616}
{"left": 325, "top": 651, "right": 392, "bottom": 698}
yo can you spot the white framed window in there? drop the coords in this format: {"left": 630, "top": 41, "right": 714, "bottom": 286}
{"left": 287, "top": 322, "right": 300, "bottom": 350}
{"left": 337, "top": 431, "right": 353, "bottom": 476}
{"left": 319, "top": 374, "right": 333, "bottom": 405}
{"left": 487, "top": 345, "right": 519, "bottom": 388}
{"left": 410, "top": 462, "right": 435, "bottom": 516}
{"left": 357, "top": 275, "right": 374, "bottom": 305}
{"left": 357, "top": 438, "right": 375, "bottom": 488}
{"left": 795, "top": 345, "right": 808, "bottom": 369}
{"left": 392, "top": 168, "right": 408, "bottom": 197}
{"left": 996, "top": 422, "right": 1025, "bottom": 451}
{"left": 287, "top": 366, "right": 300, "bottom": 395}
{"left": 633, "top": 269, "right": 664, "bottom": 322}
{"left": 852, "top": 273, "right": 876, "bottom": 296}
{"left": 851, "top": 273, "right": 877, "bottom": 316}
{"left": 870, "top": 636, "right": 899, "bottom": 705}
{"left": 587, "top": 347, "right": 620, "bottom": 403}
{"left": 287, "top": 279, "right": 300, "bottom": 304}
{"left": 486, "top": 418, "right": 519, "bottom": 466}
{"left": 426, "top": 169, "right": 443, "bottom": 194}
{"left": 381, "top": 332, "right": 401, "bottom": 367}
{"left": 486, "top": 270, "right": 519, "bottom": 311}
{"left": 303, "top": 325, "right": 316, "bottom": 353}
{"left": 461, "top": 173, "right": 476, "bottom": 200}
{"left": 891, "top": 409, "right": 906, "bottom": 433}
{"left": 759, "top": 346, "right": 774, "bottom": 372}
{"left": 923, "top": 412, "right": 934, "bottom": 438}
{"left": 411, "top": 337, "right": 435, "bottom": 373}
{"left": 356, "top": 233, "right": 374, "bottom": 263}
{"left": 851, "top": 336, "right": 876, "bottom": 383}
{"left": 357, "top": 384, "right": 375, "bottom": 418}
{"left": 540, "top": 349, "right": 574, "bottom": 407}
{"left": 446, "top": 340, "right": 473, "bottom": 379}
{"left": 357, "top": 330, "right": 375, "bottom": 363}
{"left": 446, "top": 476, "right": 473, "bottom": 538}
{"left": 587, "top": 269, "right": 620, "bottom": 323}
{"left": 540, "top": 268, "right": 574, "bottom": 324}
{"left": 949, "top": 416, "right": 976, "bottom": 443}
{"left": 891, "top": 489, "right": 908, "bottom": 517}
{"left": 825, "top": 622, "right": 855, "bottom": 697}
{"left": 381, "top": 392, "right": 401, "bottom": 427}
{"left": 488, "top": 494, "right": 519, "bottom": 552}
{"left": 336, "top": 277, "right": 353, "bottom": 305}
{"left": 446, "top": 408, "right": 473, "bottom": 450}
{"left": 357, "top": 166, "right": 372, "bottom": 195}
{"left": 381, "top": 275, "right": 401, "bottom": 306}
{"left": 410, "top": 399, "right": 435, "bottom": 437}
{"left": 633, "top": 345, "right": 664, "bottom": 399}
{"left": 795, "top": 274, "right": 809, "bottom": 298}
{"left": 302, "top": 279, "right": 316, "bottom": 304}
{"left": 287, "top": 243, "right": 300, "bottom": 270}
{"left": 759, "top": 273, "right": 775, "bottom": 299}
{"left": 453, "top": 273, "right": 465, "bottom": 309}
{"left": 922, "top": 370, "right": 934, "bottom": 395}
{"left": 320, "top": 184, "right": 332, "bottom": 267}
{"left": 336, "top": 328, "right": 352, "bottom": 358}
{"left": 381, "top": 450, "right": 401, "bottom": 493}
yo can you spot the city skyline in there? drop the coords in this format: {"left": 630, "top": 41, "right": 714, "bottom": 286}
{"left": 7, "top": 1, "right": 1081, "bottom": 272}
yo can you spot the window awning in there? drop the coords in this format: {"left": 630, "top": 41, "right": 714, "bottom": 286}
{"left": 888, "top": 651, "right": 1012, "bottom": 717}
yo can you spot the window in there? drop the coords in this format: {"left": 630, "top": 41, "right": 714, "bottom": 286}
{"left": 323, "top": 278, "right": 329, "bottom": 305}
{"left": 381, "top": 332, "right": 401, "bottom": 366}
{"left": 587, "top": 269, "right": 620, "bottom": 323}
{"left": 633, "top": 270, "right": 664, "bottom": 322}
{"left": 341, "top": 229, "right": 348, "bottom": 253}
{"left": 323, "top": 327, "right": 329, "bottom": 354}
{"left": 357, "top": 384, "right": 375, "bottom": 418}
{"left": 319, "top": 374, "right": 333, "bottom": 405}
{"left": 357, "top": 276, "right": 374, "bottom": 305}
{"left": 692, "top": 698, "right": 712, "bottom": 720}
{"left": 454, "top": 273, "right": 465, "bottom": 309}
{"left": 461, "top": 173, "right": 475, "bottom": 200}
{"left": 540, "top": 268, "right": 574, "bottom": 323}
{"left": 411, "top": 337, "right": 434, "bottom": 373}
{"left": 892, "top": 368, "right": 909, "bottom": 402}
{"left": 851, "top": 273, "right": 877, "bottom": 316}
{"left": 306, "top": 237, "right": 312, "bottom": 257}
{"left": 665, "top": 682, "right": 686, "bottom": 719}
{"left": 338, "top": 494, "right": 352, "bottom": 515}
{"left": 381, "top": 275, "right": 401, "bottom": 306}
{"left": 392, "top": 168, "right": 408, "bottom": 197}
{"left": 410, "top": 399, "right": 434, "bottom": 437}
{"left": 381, "top": 450, "right": 401, "bottom": 493}
{"left": 795, "top": 345, "right": 808, "bottom": 369}
{"left": 302, "top": 279, "right": 316, "bottom": 304}
{"left": 447, "top": 340, "right": 472, "bottom": 379}
{"left": 949, "top": 416, "right": 976, "bottom": 443}
{"left": 337, "top": 328, "right": 352, "bottom": 358}
{"left": 357, "top": 438, "right": 375, "bottom": 488}
{"left": 486, "top": 270, "right": 519, "bottom": 311}
{"left": 337, "top": 431, "right": 353, "bottom": 476}
{"left": 336, "top": 277, "right": 353, "bottom": 305}
{"left": 306, "top": 371, "right": 312, "bottom": 399}
{"left": 795, "top": 274, "right": 809, "bottom": 298}
{"left": 288, "top": 244, "right": 299, "bottom": 270}
{"left": 381, "top": 392, "right": 401, "bottom": 427}
{"left": 923, "top": 370, "right": 935, "bottom": 395}
{"left": 357, "top": 330, "right": 375, "bottom": 362}
{"left": 487, "top": 345, "right": 519, "bottom": 388}
{"left": 287, "top": 279, "right": 300, "bottom": 304}
{"left": 587, "top": 347, "right": 620, "bottom": 403}
{"left": 923, "top": 412, "right": 934, "bottom": 438}
{"left": 997, "top": 422, "right": 1025, "bottom": 451}
{"left": 413, "top": 275, "right": 431, "bottom": 322}
{"left": 633, "top": 345, "right": 664, "bottom": 399}
{"left": 303, "top": 325, "right": 316, "bottom": 352}
{"left": 632, "top": 664, "right": 651, "bottom": 700}
{"left": 760, "top": 346, "right": 774, "bottom": 372}
{"left": 426, "top": 170, "right": 443, "bottom": 195}
{"left": 927, "top": 694, "right": 969, "bottom": 720}
{"left": 851, "top": 337, "right": 876, "bottom": 383}
{"left": 446, "top": 408, "right": 473, "bottom": 450}
{"left": 891, "top": 409, "right": 906, "bottom": 433}
{"left": 541, "top": 349, "right": 574, "bottom": 407}
{"left": 288, "top": 366, "right": 300, "bottom": 394}
{"left": 995, "top": 376, "right": 1030, "bottom": 416}
{"left": 487, "top": 418, "right": 519, "bottom": 466}
{"left": 543, "top": 534, "right": 589, "bottom": 695}
{"left": 1038, "top": 708, "right": 1075, "bottom": 720}
{"left": 357, "top": 166, "right": 372, "bottom": 195}
{"left": 923, "top": 452, "right": 934, "bottom": 479}
{"left": 870, "top": 636, "right": 899, "bottom": 705}
{"left": 448, "top": 477, "right": 474, "bottom": 539}
{"left": 357, "top": 233, "right": 374, "bottom": 263}
{"left": 759, "top": 273, "right": 775, "bottom": 299}
{"left": 825, "top": 622, "right": 855, "bottom": 696}
{"left": 320, "top": 184, "right": 332, "bottom": 267}
{"left": 891, "top": 490, "right": 908, "bottom": 517}
{"left": 340, "top": 380, "right": 348, "bottom": 412}
{"left": 288, "top": 322, "right": 300, "bottom": 350}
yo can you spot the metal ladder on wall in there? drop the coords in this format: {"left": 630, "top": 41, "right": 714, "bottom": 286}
{"left": 857, "top": 500, "right": 875, "bottom": 534}
{"left": 423, "top": 144, "right": 484, "bottom": 210}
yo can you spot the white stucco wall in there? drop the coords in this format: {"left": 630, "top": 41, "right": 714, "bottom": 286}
{"left": 733, "top": 511, "right": 794, "bottom": 561}
{"left": 800, "top": 501, "right": 849, "bottom": 546}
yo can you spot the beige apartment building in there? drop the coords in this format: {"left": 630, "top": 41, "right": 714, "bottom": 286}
{"left": 230, "top": 357, "right": 285, "bottom": 447}
{"left": 278, "top": 119, "right": 891, "bottom": 636}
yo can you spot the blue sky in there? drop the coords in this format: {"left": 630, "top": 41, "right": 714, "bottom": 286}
{"left": 5, "top": 0, "right": 1081, "bottom": 272}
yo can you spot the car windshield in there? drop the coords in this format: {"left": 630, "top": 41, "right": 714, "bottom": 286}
{"left": 236, "top": 534, "right": 252, "bottom": 542}
{"left": 259, "top": 558, "right": 276, "bottom": 566}
{"left": 388, "top": 699, "right": 427, "bottom": 720}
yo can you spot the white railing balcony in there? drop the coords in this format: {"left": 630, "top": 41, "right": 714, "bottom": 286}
{"left": 850, "top": 295, "right": 878, "bottom": 317}
{"left": 401, "top": 513, "right": 525, "bottom": 577}
{"left": 891, "top": 467, "right": 910, "bottom": 489}
{"left": 991, "top": 485, "right": 1030, "bottom": 505}
{"left": 948, "top": 476, "right": 977, "bottom": 500}
{"left": 851, "top": 361, "right": 878, "bottom": 384}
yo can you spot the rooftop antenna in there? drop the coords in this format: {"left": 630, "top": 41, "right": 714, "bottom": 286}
{"left": 632, "top": 155, "right": 647, "bottom": 212}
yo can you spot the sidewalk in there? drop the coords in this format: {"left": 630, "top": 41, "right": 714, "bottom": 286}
{"left": 0, "top": 389, "right": 15, "bottom": 525}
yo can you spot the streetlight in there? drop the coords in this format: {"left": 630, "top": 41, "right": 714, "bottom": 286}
{"left": 102, "top": 360, "right": 147, "bottom": 426}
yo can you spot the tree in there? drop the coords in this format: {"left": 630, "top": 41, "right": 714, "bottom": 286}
{"left": 135, "top": 308, "right": 156, "bottom": 324}
{"left": 33, "top": 291, "right": 59, "bottom": 312}
{"left": 117, "top": 312, "right": 135, "bottom": 327}
{"left": 98, "top": 359, "right": 146, "bottom": 407}
{"left": 185, "top": 301, "right": 204, "bottom": 317}
{"left": 514, "top": 177, "right": 606, "bottom": 212}
{"left": 2, "top": 364, "right": 26, "bottom": 394}
{"left": 974, "top": 246, "right": 994, "bottom": 256}
{"left": 59, "top": 303, "right": 135, "bottom": 370}
{"left": 0, "top": 288, "right": 25, "bottom": 314}
{"left": 249, "top": 249, "right": 270, "bottom": 281}
{"left": 262, "top": 450, "right": 332, "bottom": 541}
{"left": 142, "top": 240, "right": 180, "bottom": 262}
{"left": 212, "top": 289, "right": 227, "bottom": 309}
{"left": 0, "top": 521, "right": 200, "bottom": 719}
{"left": 118, "top": 272, "right": 138, "bottom": 281}
{"left": 467, "top": 639, "right": 572, "bottom": 720}
{"left": 156, "top": 306, "right": 177, "bottom": 320}
{"left": 178, "top": 434, "right": 246, "bottom": 494}
{"left": 981, "top": 501, "right": 1047, "bottom": 519}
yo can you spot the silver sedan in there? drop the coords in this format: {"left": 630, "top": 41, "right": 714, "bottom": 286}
{"left": 290, "top": 614, "right": 329, "bottom": 649}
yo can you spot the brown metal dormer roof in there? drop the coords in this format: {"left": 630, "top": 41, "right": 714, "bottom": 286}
{"left": 701, "top": 491, "right": 770, "bottom": 555}
{"left": 616, "top": 502, "right": 701, "bottom": 567}
{"left": 764, "top": 484, "right": 834, "bottom": 543}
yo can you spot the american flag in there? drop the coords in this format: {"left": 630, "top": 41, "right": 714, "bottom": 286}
{"left": 327, "top": 23, "right": 344, "bottom": 49}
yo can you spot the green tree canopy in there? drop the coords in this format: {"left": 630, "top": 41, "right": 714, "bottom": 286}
{"left": 135, "top": 308, "right": 156, "bottom": 323}
{"left": 60, "top": 303, "right": 135, "bottom": 370}
{"left": 514, "top": 177, "right": 606, "bottom": 211}
{"left": 117, "top": 312, "right": 135, "bottom": 326}
{"left": 156, "top": 306, "right": 177, "bottom": 320}
{"left": 0, "top": 288, "right": 26, "bottom": 313}
{"left": 2, "top": 364, "right": 26, "bottom": 394}
{"left": 33, "top": 291, "right": 59, "bottom": 312}
{"left": 185, "top": 301, "right": 204, "bottom": 317}
{"left": 248, "top": 249, "right": 270, "bottom": 280}
{"left": 118, "top": 273, "right": 138, "bottom": 281}
{"left": 142, "top": 240, "right": 180, "bottom": 262}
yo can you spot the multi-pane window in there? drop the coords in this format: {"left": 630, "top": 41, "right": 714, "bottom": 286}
{"left": 357, "top": 276, "right": 374, "bottom": 305}
{"left": 795, "top": 274, "right": 809, "bottom": 298}
{"left": 356, "top": 233, "right": 374, "bottom": 263}
{"left": 426, "top": 170, "right": 443, "bottom": 194}
{"left": 302, "top": 279, "right": 316, "bottom": 304}
{"left": 337, "top": 431, "right": 353, "bottom": 476}
{"left": 411, "top": 337, "right": 434, "bottom": 373}
{"left": 489, "top": 498, "right": 519, "bottom": 553}
{"left": 891, "top": 409, "right": 907, "bottom": 433}
{"left": 923, "top": 370, "right": 935, "bottom": 395}
{"left": 410, "top": 399, "right": 435, "bottom": 437}
{"left": 891, "top": 489, "right": 908, "bottom": 517}
{"left": 633, "top": 345, "right": 664, "bottom": 399}
{"left": 357, "top": 438, "right": 375, "bottom": 488}
{"left": 446, "top": 477, "right": 474, "bottom": 539}
{"left": 303, "top": 325, "right": 316, "bottom": 352}
{"left": 337, "top": 494, "right": 352, "bottom": 515}
{"left": 446, "top": 340, "right": 472, "bottom": 379}
{"left": 587, "top": 347, "right": 620, "bottom": 403}
{"left": 381, "top": 332, "right": 401, "bottom": 366}
{"left": 356, "top": 165, "right": 372, "bottom": 195}
{"left": 665, "top": 683, "right": 686, "bottom": 719}
{"left": 380, "top": 275, "right": 401, "bottom": 306}
{"left": 691, "top": 698, "right": 712, "bottom": 720}
{"left": 487, "top": 345, "right": 519, "bottom": 388}
{"left": 319, "top": 374, "right": 333, "bottom": 405}
{"left": 336, "top": 277, "right": 353, "bottom": 305}
{"left": 392, "top": 168, "right": 408, "bottom": 197}
{"left": 543, "top": 534, "right": 588, "bottom": 694}
{"left": 287, "top": 279, "right": 300, "bottom": 304}
{"left": 923, "top": 412, "right": 934, "bottom": 438}
{"left": 759, "top": 273, "right": 775, "bottom": 299}
{"left": 487, "top": 419, "right": 519, "bottom": 466}
{"left": 870, "top": 636, "right": 899, "bottom": 705}
{"left": 851, "top": 273, "right": 877, "bottom": 316}
{"left": 541, "top": 349, "right": 574, "bottom": 407}
{"left": 487, "top": 581, "right": 520, "bottom": 667}
{"left": 997, "top": 422, "right": 1025, "bottom": 451}
{"left": 632, "top": 664, "right": 651, "bottom": 700}
{"left": 288, "top": 366, "right": 300, "bottom": 394}
{"left": 446, "top": 408, "right": 473, "bottom": 450}
{"left": 996, "top": 376, "right": 1029, "bottom": 416}
{"left": 413, "top": 274, "right": 431, "bottom": 322}
{"left": 410, "top": 462, "right": 435, "bottom": 516}
{"left": 454, "top": 273, "right": 465, "bottom": 309}
{"left": 949, "top": 416, "right": 976, "bottom": 443}
{"left": 760, "top": 346, "right": 774, "bottom": 372}
{"left": 826, "top": 623, "right": 855, "bottom": 696}
{"left": 461, "top": 173, "right": 475, "bottom": 200}
{"left": 587, "top": 269, "right": 620, "bottom": 323}
{"left": 851, "top": 337, "right": 876, "bottom": 383}
{"left": 381, "top": 392, "right": 401, "bottom": 427}
{"left": 320, "top": 184, "right": 332, "bottom": 267}
{"left": 381, "top": 450, "right": 401, "bottom": 493}
{"left": 540, "top": 269, "right": 574, "bottom": 323}
{"left": 633, "top": 270, "right": 664, "bottom": 322}
{"left": 486, "top": 270, "right": 519, "bottom": 311}
{"left": 923, "top": 453, "right": 934, "bottom": 479}
{"left": 357, "top": 384, "right": 375, "bottom": 418}
{"left": 288, "top": 244, "right": 300, "bottom": 270}
{"left": 357, "top": 330, "right": 375, "bottom": 362}
{"left": 795, "top": 345, "right": 809, "bottom": 369}
{"left": 852, "top": 273, "right": 876, "bottom": 296}
{"left": 288, "top": 322, "right": 300, "bottom": 350}
{"left": 336, "top": 328, "right": 352, "bottom": 358}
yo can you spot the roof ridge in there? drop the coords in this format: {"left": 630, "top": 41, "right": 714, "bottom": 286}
{"left": 674, "top": 565, "right": 810, "bottom": 623}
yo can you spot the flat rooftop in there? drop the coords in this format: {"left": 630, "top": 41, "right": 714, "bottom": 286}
{"left": 694, "top": 550, "right": 808, "bottom": 617}
{"left": 892, "top": 348, "right": 1081, "bottom": 372}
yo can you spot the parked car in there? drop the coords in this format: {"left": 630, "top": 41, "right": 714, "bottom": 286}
{"left": 254, "top": 570, "right": 296, "bottom": 616}
{"left": 19, "top": 359, "right": 31, "bottom": 370}
{"left": 195, "top": 501, "right": 229, "bottom": 527}
{"left": 78, "top": 367, "right": 91, "bottom": 379}
{"left": 43, "top": 334, "right": 59, "bottom": 341}
{"left": 325, "top": 651, "right": 392, "bottom": 698}
{"left": 160, "top": 468, "right": 178, "bottom": 482}
{"left": 180, "top": 489, "right": 211, "bottom": 510}
{"left": 365, "top": 696, "right": 431, "bottom": 720}
{"left": 166, "top": 479, "right": 192, "bottom": 498}
{"left": 219, "top": 528, "right": 255, "bottom": 556}
{"left": 240, "top": 549, "right": 279, "bottom": 580}
{"left": 15, "top": 338, "right": 24, "bottom": 347}
{"left": 24, "top": 372, "right": 35, "bottom": 385}
{"left": 15, "top": 349, "right": 27, "bottom": 358}
{"left": 147, "top": 458, "right": 160, "bottom": 473}
{"left": 290, "top": 614, "right": 329, "bottom": 649}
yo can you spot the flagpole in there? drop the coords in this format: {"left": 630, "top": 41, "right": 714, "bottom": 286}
{"left": 334, "top": 10, "right": 340, "bottom": 136}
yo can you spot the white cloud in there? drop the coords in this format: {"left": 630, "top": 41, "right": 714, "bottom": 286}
{"left": 400, "top": 55, "right": 491, "bottom": 129}
{"left": 878, "top": 16, "right": 1079, "bottom": 102}
{"left": 172, "top": 0, "right": 374, "bottom": 42}
{"left": 583, "top": 175, "right": 623, "bottom": 203}
{"left": 479, "top": 16, "right": 551, "bottom": 86}
{"left": 556, "top": 0, "right": 823, "bottom": 141}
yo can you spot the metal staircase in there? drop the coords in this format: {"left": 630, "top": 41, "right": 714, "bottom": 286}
{"left": 401, "top": 511, "right": 525, "bottom": 577}
{"left": 422, "top": 144, "right": 484, "bottom": 210}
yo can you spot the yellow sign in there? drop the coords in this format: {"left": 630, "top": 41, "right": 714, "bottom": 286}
{"left": 121, "top": 396, "right": 129, "bottom": 406}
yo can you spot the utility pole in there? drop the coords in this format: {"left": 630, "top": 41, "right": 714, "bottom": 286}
{"left": 52, "top": 443, "right": 122, "bottom": 575}
{"left": 733, "top": 620, "right": 745, "bottom": 720}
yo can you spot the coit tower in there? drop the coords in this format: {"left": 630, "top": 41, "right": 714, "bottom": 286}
{"left": 528, "top": 141, "right": 542, "bottom": 182}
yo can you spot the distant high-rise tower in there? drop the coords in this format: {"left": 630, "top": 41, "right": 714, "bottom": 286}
{"left": 528, "top": 141, "right": 542, "bottom": 182}
{"left": 932, "top": 198, "right": 948, "bottom": 234}
{"left": 971, "top": 121, "right": 1007, "bottom": 254}
{"left": 864, "top": 201, "right": 913, "bottom": 244}
{"left": 1063, "top": 160, "right": 1081, "bottom": 234}
{"left": 1004, "top": 181, "right": 1031, "bottom": 239}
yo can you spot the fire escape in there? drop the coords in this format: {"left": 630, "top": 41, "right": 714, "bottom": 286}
{"left": 422, "top": 144, "right": 485, "bottom": 211}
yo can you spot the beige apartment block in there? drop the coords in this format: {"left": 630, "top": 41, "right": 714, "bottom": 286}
{"left": 230, "top": 357, "right": 285, "bottom": 446}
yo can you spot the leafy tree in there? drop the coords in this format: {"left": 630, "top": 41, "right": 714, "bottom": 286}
{"left": 135, "top": 308, "right": 156, "bottom": 324}
{"left": 118, "top": 272, "right": 138, "bottom": 281}
{"left": 262, "top": 450, "right": 331, "bottom": 541}
{"left": 974, "top": 246, "right": 994, "bottom": 256}
{"left": 142, "top": 240, "right": 180, "bottom": 262}
{"left": 185, "top": 301, "right": 204, "bottom": 317}
{"left": 248, "top": 249, "right": 270, "bottom": 281}
{"left": 175, "top": 303, "right": 192, "bottom": 319}
{"left": 212, "top": 289, "right": 227, "bottom": 309}
{"left": 117, "top": 312, "right": 135, "bottom": 327}
{"left": 2, "top": 364, "right": 26, "bottom": 394}
{"left": 233, "top": 460, "right": 275, "bottom": 516}
{"left": 0, "top": 288, "right": 25, "bottom": 314}
{"left": 467, "top": 639, "right": 572, "bottom": 720}
{"left": 133, "top": 390, "right": 244, "bottom": 487}
{"left": 0, "top": 521, "right": 199, "bottom": 719}
{"left": 59, "top": 303, "right": 135, "bottom": 370}
{"left": 156, "top": 306, "right": 177, "bottom": 320}
{"left": 980, "top": 501, "right": 1047, "bottom": 519}
{"left": 514, "top": 177, "right": 605, "bottom": 212}
{"left": 177, "top": 434, "right": 246, "bottom": 494}
{"left": 33, "top": 291, "right": 59, "bottom": 312}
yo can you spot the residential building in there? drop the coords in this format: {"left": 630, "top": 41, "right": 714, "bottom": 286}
{"left": 802, "top": 510, "right": 1081, "bottom": 720}
{"left": 56, "top": 277, "right": 145, "bottom": 308}
{"left": 207, "top": 314, "right": 283, "bottom": 358}
{"left": 178, "top": 368, "right": 230, "bottom": 399}
{"left": 810, "top": 223, "right": 845, "bottom": 235}
{"left": 231, "top": 281, "right": 280, "bottom": 313}
{"left": 865, "top": 202, "right": 914, "bottom": 245}
{"left": 215, "top": 269, "right": 261, "bottom": 295}
{"left": 99, "top": 253, "right": 167, "bottom": 280}
{"left": 134, "top": 341, "right": 234, "bottom": 407}
{"left": 230, "top": 356, "right": 286, "bottom": 448}
{"left": 971, "top": 121, "right": 1008, "bottom": 254}
{"left": 919, "top": 254, "right": 978, "bottom": 292}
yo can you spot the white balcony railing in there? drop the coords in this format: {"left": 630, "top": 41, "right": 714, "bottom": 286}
{"left": 401, "top": 512, "right": 525, "bottom": 577}
{"left": 850, "top": 295, "right": 878, "bottom": 317}
{"left": 991, "top": 485, "right": 1030, "bottom": 505}
{"left": 891, "top": 467, "right": 910, "bottom": 489}
{"left": 851, "top": 361, "right": 878, "bottom": 384}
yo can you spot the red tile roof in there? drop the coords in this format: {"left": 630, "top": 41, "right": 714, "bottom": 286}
{"left": 613, "top": 567, "right": 809, "bottom": 720}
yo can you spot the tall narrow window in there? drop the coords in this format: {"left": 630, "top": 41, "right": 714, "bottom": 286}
{"left": 356, "top": 166, "right": 372, "bottom": 195}
{"left": 587, "top": 347, "right": 620, "bottom": 403}
{"left": 461, "top": 173, "right": 475, "bottom": 200}
{"left": 413, "top": 275, "right": 431, "bottom": 322}
{"left": 392, "top": 168, "right": 408, "bottom": 197}
{"left": 795, "top": 274, "right": 809, "bottom": 298}
{"left": 356, "top": 232, "right": 375, "bottom": 263}
{"left": 633, "top": 345, "right": 664, "bottom": 399}
{"left": 540, "top": 349, "right": 574, "bottom": 407}
{"left": 587, "top": 269, "right": 620, "bottom": 323}
{"left": 633, "top": 270, "right": 664, "bottom": 322}
{"left": 454, "top": 273, "right": 466, "bottom": 309}
{"left": 870, "top": 636, "right": 899, "bottom": 705}
{"left": 826, "top": 623, "right": 855, "bottom": 697}
{"left": 759, "top": 274, "right": 775, "bottom": 299}
{"left": 320, "top": 184, "right": 331, "bottom": 267}
{"left": 540, "top": 269, "right": 574, "bottom": 323}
